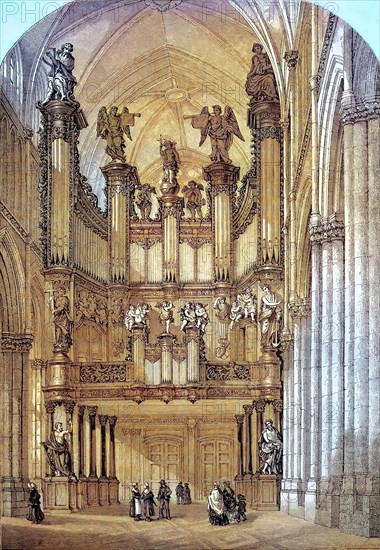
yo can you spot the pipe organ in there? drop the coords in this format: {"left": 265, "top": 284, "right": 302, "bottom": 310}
{"left": 37, "top": 42, "right": 284, "bottom": 511}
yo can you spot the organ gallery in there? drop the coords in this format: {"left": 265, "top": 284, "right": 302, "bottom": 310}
{"left": 0, "top": 0, "right": 379, "bottom": 540}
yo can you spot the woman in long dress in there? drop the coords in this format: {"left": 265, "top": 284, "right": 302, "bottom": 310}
{"left": 141, "top": 483, "right": 157, "bottom": 521}
{"left": 129, "top": 482, "right": 142, "bottom": 520}
{"left": 26, "top": 482, "right": 45, "bottom": 524}
{"left": 208, "top": 482, "right": 228, "bottom": 525}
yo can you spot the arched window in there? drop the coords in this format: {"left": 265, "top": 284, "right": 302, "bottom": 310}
{"left": 9, "top": 55, "right": 15, "bottom": 85}
{"left": 4, "top": 46, "right": 23, "bottom": 105}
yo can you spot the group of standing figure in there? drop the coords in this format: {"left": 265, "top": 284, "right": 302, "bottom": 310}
{"left": 129, "top": 480, "right": 173, "bottom": 521}
{"left": 175, "top": 482, "right": 192, "bottom": 505}
{"left": 208, "top": 481, "right": 247, "bottom": 526}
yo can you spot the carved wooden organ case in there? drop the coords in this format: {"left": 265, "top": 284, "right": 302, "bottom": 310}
{"left": 37, "top": 65, "right": 284, "bottom": 410}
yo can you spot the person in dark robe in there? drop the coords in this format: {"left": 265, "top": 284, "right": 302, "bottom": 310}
{"left": 237, "top": 494, "right": 247, "bottom": 521}
{"left": 221, "top": 481, "right": 240, "bottom": 524}
{"left": 175, "top": 481, "right": 184, "bottom": 504}
{"left": 183, "top": 483, "right": 192, "bottom": 504}
{"left": 26, "top": 482, "right": 45, "bottom": 524}
{"left": 157, "top": 479, "right": 172, "bottom": 519}
{"left": 141, "top": 483, "right": 157, "bottom": 521}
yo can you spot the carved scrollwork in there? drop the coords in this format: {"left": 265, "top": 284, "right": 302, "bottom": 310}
{"left": 75, "top": 289, "right": 108, "bottom": 327}
{"left": 257, "top": 126, "right": 281, "bottom": 142}
{"left": 80, "top": 364, "right": 127, "bottom": 383}
{"left": 145, "top": 344, "right": 161, "bottom": 363}
{"left": 206, "top": 363, "right": 250, "bottom": 381}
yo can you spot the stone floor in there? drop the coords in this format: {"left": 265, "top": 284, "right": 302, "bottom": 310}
{"left": 1, "top": 503, "right": 379, "bottom": 550}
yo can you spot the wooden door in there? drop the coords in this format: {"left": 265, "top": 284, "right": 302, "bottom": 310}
{"left": 200, "top": 439, "right": 233, "bottom": 498}
{"left": 146, "top": 440, "right": 182, "bottom": 493}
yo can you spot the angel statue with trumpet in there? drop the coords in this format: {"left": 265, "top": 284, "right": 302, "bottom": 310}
{"left": 97, "top": 105, "right": 141, "bottom": 162}
{"left": 184, "top": 105, "right": 244, "bottom": 164}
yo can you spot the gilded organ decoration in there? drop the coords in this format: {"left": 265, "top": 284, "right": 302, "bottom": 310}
{"left": 180, "top": 302, "right": 209, "bottom": 334}
{"left": 229, "top": 288, "right": 257, "bottom": 329}
{"left": 182, "top": 180, "right": 206, "bottom": 219}
{"left": 50, "top": 284, "right": 73, "bottom": 350}
{"left": 159, "top": 136, "right": 180, "bottom": 194}
{"left": 156, "top": 300, "right": 175, "bottom": 334}
{"left": 259, "top": 284, "right": 282, "bottom": 350}
{"left": 212, "top": 296, "right": 231, "bottom": 359}
{"left": 97, "top": 106, "right": 141, "bottom": 162}
{"left": 124, "top": 303, "right": 150, "bottom": 331}
{"left": 75, "top": 289, "right": 108, "bottom": 326}
{"left": 185, "top": 105, "right": 244, "bottom": 164}
{"left": 135, "top": 183, "right": 156, "bottom": 221}
{"left": 245, "top": 43, "right": 279, "bottom": 105}
{"left": 42, "top": 43, "right": 77, "bottom": 104}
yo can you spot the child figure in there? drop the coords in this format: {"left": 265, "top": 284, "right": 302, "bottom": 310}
{"left": 237, "top": 494, "right": 247, "bottom": 521}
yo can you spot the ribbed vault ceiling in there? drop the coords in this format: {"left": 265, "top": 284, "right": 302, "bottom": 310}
{"left": 19, "top": 0, "right": 293, "bottom": 206}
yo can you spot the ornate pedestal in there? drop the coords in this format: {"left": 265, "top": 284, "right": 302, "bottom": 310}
{"left": 99, "top": 478, "right": 110, "bottom": 506}
{"left": 42, "top": 477, "right": 80, "bottom": 512}
{"left": 109, "top": 478, "right": 120, "bottom": 505}
{"left": 235, "top": 474, "right": 279, "bottom": 510}
{"left": 87, "top": 477, "right": 99, "bottom": 507}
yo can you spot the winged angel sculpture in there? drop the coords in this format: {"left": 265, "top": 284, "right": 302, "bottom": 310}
{"left": 97, "top": 106, "right": 141, "bottom": 162}
{"left": 185, "top": 105, "right": 244, "bottom": 164}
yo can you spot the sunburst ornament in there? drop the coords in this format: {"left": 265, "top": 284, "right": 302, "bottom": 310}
{"left": 145, "top": 0, "right": 182, "bottom": 12}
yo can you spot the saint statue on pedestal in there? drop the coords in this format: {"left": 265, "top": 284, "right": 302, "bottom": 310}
{"left": 42, "top": 421, "right": 75, "bottom": 478}
{"left": 41, "top": 43, "right": 77, "bottom": 104}
{"left": 258, "top": 419, "right": 283, "bottom": 475}
{"left": 97, "top": 106, "right": 141, "bottom": 162}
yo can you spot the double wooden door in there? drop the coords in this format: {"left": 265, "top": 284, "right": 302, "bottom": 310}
{"left": 200, "top": 439, "right": 234, "bottom": 498}
{"left": 146, "top": 440, "right": 182, "bottom": 492}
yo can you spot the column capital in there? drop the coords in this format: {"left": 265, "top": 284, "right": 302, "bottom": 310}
{"left": 273, "top": 399, "right": 283, "bottom": 413}
{"left": 63, "top": 401, "right": 76, "bottom": 414}
{"left": 280, "top": 331, "right": 294, "bottom": 350}
{"left": 284, "top": 50, "right": 299, "bottom": 69}
{"left": 235, "top": 414, "right": 245, "bottom": 426}
{"left": 98, "top": 414, "right": 109, "bottom": 427}
{"left": 44, "top": 401, "right": 58, "bottom": 414}
{"left": 1, "top": 333, "right": 33, "bottom": 352}
{"left": 87, "top": 406, "right": 98, "bottom": 417}
{"left": 108, "top": 416, "right": 117, "bottom": 427}
{"left": 253, "top": 398, "right": 266, "bottom": 413}
{"left": 243, "top": 404, "right": 254, "bottom": 416}
{"left": 78, "top": 405, "right": 86, "bottom": 416}
{"left": 30, "top": 358, "right": 48, "bottom": 369}
{"left": 288, "top": 297, "right": 311, "bottom": 320}
{"left": 309, "top": 214, "right": 345, "bottom": 243}
{"left": 341, "top": 99, "right": 380, "bottom": 125}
